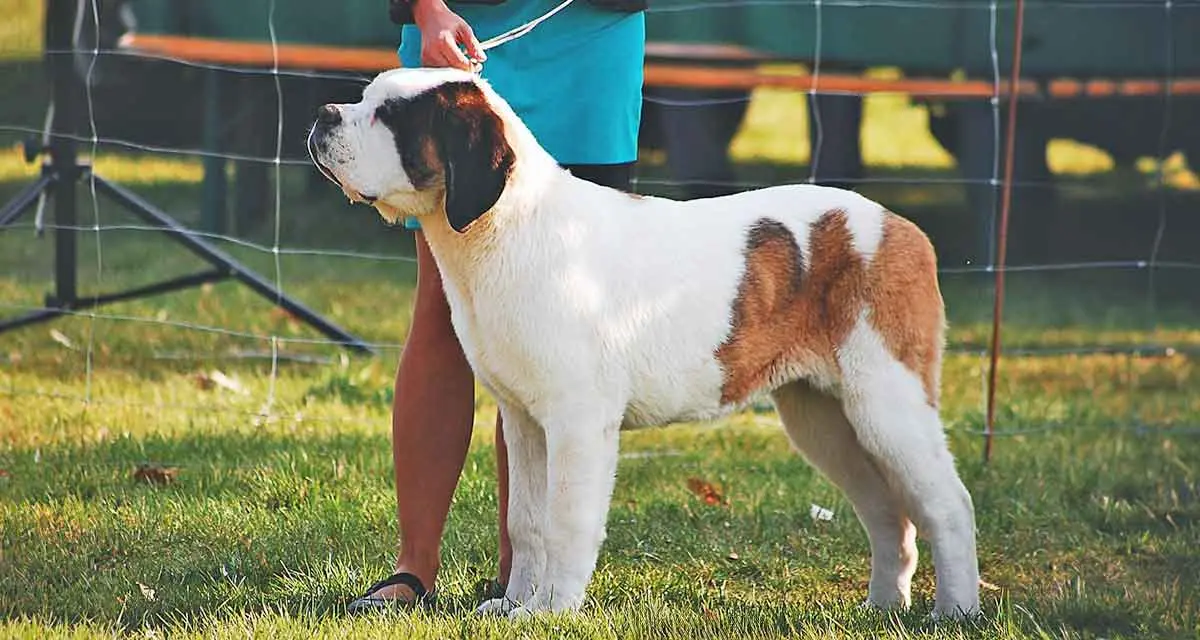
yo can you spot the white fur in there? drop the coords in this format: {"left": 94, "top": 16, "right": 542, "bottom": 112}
{"left": 311, "top": 68, "right": 981, "bottom": 621}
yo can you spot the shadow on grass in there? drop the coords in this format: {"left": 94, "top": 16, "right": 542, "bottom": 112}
{"left": 1, "top": 421, "right": 1197, "bottom": 637}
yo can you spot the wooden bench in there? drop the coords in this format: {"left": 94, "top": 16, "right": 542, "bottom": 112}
{"left": 116, "top": 32, "right": 1200, "bottom": 234}
{"left": 121, "top": 33, "right": 1200, "bottom": 98}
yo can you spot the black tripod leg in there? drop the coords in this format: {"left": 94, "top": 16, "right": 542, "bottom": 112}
{"left": 0, "top": 307, "right": 68, "bottom": 333}
{"left": 0, "top": 174, "right": 54, "bottom": 228}
{"left": 90, "top": 174, "right": 376, "bottom": 356}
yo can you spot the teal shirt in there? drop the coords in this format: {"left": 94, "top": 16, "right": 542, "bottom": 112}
{"left": 398, "top": 0, "right": 645, "bottom": 230}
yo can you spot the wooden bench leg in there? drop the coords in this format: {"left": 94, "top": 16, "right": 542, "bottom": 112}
{"left": 807, "top": 92, "right": 864, "bottom": 190}
{"left": 200, "top": 69, "right": 228, "bottom": 234}
{"left": 232, "top": 75, "right": 272, "bottom": 235}
{"left": 648, "top": 86, "right": 751, "bottom": 200}
{"left": 953, "top": 100, "right": 1055, "bottom": 268}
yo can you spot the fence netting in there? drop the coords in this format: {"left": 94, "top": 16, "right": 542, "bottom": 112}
{"left": 1, "top": 0, "right": 1197, "bottom": 459}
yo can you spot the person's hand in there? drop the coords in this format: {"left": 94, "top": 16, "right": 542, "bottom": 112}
{"left": 412, "top": 0, "right": 487, "bottom": 70}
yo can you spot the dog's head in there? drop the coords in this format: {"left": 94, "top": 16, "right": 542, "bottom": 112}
{"left": 308, "top": 68, "right": 516, "bottom": 233}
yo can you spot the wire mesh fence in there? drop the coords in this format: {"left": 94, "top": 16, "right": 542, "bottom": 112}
{"left": 0, "top": 0, "right": 1197, "bottom": 463}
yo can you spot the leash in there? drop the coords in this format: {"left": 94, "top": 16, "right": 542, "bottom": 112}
{"left": 467, "top": 0, "right": 577, "bottom": 70}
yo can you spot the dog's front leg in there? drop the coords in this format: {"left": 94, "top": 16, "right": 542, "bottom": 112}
{"left": 476, "top": 401, "right": 547, "bottom": 618}
{"left": 509, "top": 409, "right": 622, "bottom": 618}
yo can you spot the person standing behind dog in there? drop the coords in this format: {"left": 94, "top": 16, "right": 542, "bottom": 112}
{"left": 347, "top": 0, "right": 647, "bottom": 612}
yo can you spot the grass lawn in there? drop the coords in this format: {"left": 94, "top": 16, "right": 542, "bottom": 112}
{"left": 2, "top": 0, "right": 1199, "bottom": 638}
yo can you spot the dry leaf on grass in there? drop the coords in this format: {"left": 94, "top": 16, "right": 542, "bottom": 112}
{"left": 193, "top": 373, "right": 215, "bottom": 391}
{"left": 193, "top": 370, "right": 248, "bottom": 395}
{"left": 686, "top": 477, "right": 727, "bottom": 506}
{"left": 133, "top": 464, "right": 179, "bottom": 485}
{"left": 49, "top": 329, "right": 75, "bottom": 350}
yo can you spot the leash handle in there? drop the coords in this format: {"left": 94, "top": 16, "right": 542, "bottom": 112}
{"left": 467, "top": 0, "right": 577, "bottom": 71}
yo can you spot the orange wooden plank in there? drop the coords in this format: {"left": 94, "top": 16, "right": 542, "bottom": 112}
{"left": 642, "top": 64, "right": 1040, "bottom": 97}
{"left": 118, "top": 33, "right": 398, "bottom": 72}
{"left": 119, "top": 33, "right": 1200, "bottom": 99}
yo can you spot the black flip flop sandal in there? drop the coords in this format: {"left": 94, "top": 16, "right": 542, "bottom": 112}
{"left": 347, "top": 571, "right": 434, "bottom": 613}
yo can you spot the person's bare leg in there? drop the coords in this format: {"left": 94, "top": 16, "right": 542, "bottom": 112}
{"left": 495, "top": 413, "right": 513, "bottom": 586}
{"left": 361, "top": 232, "right": 513, "bottom": 603}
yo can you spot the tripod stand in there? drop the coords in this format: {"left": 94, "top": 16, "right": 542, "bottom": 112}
{"left": 0, "top": 0, "right": 373, "bottom": 355}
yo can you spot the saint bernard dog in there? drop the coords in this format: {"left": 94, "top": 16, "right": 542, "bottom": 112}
{"left": 308, "top": 67, "right": 981, "bottom": 621}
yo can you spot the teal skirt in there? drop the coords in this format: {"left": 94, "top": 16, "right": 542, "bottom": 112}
{"left": 398, "top": 0, "right": 645, "bottom": 230}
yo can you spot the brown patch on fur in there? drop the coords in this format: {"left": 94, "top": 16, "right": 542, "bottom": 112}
{"left": 714, "top": 211, "right": 867, "bottom": 405}
{"left": 865, "top": 212, "right": 945, "bottom": 406}
{"left": 716, "top": 209, "right": 944, "bottom": 408}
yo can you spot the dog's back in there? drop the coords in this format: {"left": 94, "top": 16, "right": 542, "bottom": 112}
{"left": 521, "top": 181, "right": 943, "bottom": 428}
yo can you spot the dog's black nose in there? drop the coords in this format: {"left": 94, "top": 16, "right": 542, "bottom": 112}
{"left": 317, "top": 104, "right": 341, "bottom": 126}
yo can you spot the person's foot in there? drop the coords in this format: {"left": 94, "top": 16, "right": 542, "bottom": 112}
{"left": 346, "top": 572, "right": 434, "bottom": 613}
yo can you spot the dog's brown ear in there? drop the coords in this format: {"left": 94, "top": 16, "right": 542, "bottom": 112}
{"left": 430, "top": 82, "right": 515, "bottom": 233}
{"left": 375, "top": 81, "right": 514, "bottom": 233}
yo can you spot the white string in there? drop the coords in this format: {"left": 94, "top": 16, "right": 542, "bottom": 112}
{"left": 1137, "top": 0, "right": 1176, "bottom": 427}
{"left": 476, "top": 0, "right": 578, "bottom": 53}
{"left": 256, "top": 335, "right": 281, "bottom": 426}
{"left": 2, "top": 298, "right": 1189, "bottom": 360}
{"left": 4, "top": 215, "right": 1193, "bottom": 274}
{"left": 80, "top": 0, "right": 103, "bottom": 405}
{"left": 7, "top": 384, "right": 1196, "bottom": 438}
{"left": 979, "top": 0, "right": 1003, "bottom": 426}
{"left": 23, "top": 105, "right": 1109, "bottom": 164}
{"left": 0, "top": 222, "right": 417, "bottom": 262}
{"left": 0, "top": 387, "right": 383, "bottom": 428}
{"left": 1145, "top": 0, "right": 1174, "bottom": 323}
{"left": 987, "top": 0, "right": 1001, "bottom": 268}
{"left": 806, "top": 0, "right": 824, "bottom": 185}
{"left": 0, "top": 301, "right": 409, "bottom": 349}
{"left": 46, "top": 46, "right": 377, "bottom": 82}
{"left": 268, "top": 0, "right": 284, "bottom": 309}
{"left": 0, "top": 124, "right": 316, "bottom": 164}
{"left": 261, "top": 0, "right": 287, "bottom": 427}
{"left": 632, "top": 175, "right": 1079, "bottom": 189}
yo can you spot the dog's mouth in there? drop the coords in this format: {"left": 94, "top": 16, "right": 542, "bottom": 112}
{"left": 307, "top": 127, "right": 377, "bottom": 205}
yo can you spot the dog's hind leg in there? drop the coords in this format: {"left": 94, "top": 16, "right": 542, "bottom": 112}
{"left": 771, "top": 380, "right": 918, "bottom": 611}
{"left": 476, "top": 401, "right": 547, "bottom": 617}
{"left": 836, "top": 316, "right": 980, "bottom": 620}
{"left": 509, "top": 404, "right": 622, "bottom": 617}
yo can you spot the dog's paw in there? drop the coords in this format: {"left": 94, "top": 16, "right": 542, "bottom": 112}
{"left": 860, "top": 593, "right": 910, "bottom": 613}
{"left": 474, "top": 597, "right": 517, "bottom": 617}
{"left": 507, "top": 605, "right": 538, "bottom": 621}
{"left": 928, "top": 602, "right": 983, "bottom": 624}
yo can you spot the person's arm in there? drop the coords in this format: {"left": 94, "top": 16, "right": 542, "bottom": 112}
{"left": 396, "top": 0, "right": 487, "bottom": 70}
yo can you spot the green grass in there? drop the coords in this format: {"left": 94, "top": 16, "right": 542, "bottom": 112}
{"left": 1, "top": 166, "right": 1197, "bottom": 639}
{"left": 2, "top": 0, "right": 1200, "bottom": 637}
{"left": 1, "top": 303, "right": 1199, "bottom": 639}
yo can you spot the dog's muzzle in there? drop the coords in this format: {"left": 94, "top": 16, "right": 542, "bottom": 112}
{"left": 307, "top": 105, "right": 377, "bottom": 205}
